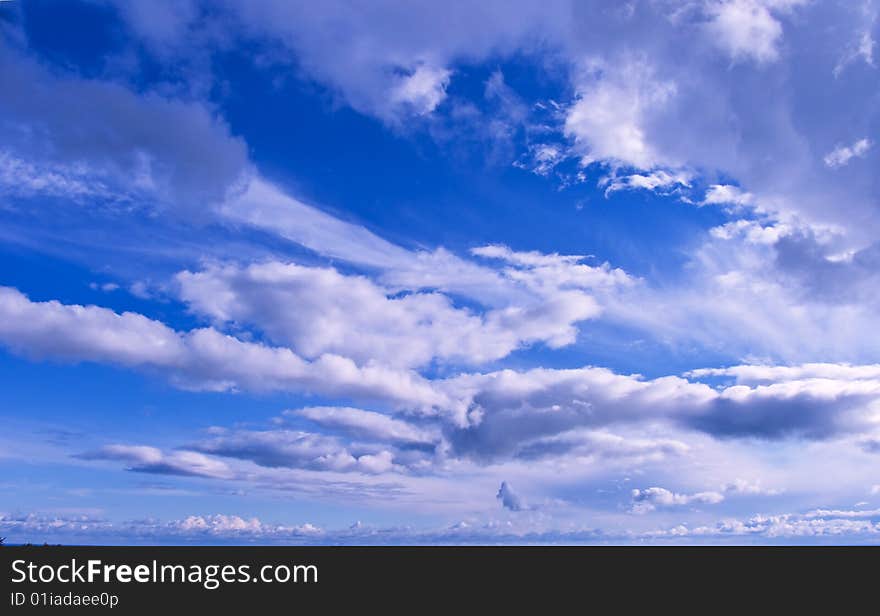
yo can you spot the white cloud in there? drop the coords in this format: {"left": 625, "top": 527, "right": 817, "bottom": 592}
{"left": 702, "top": 184, "right": 756, "bottom": 208}
{"left": 513, "top": 429, "right": 689, "bottom": 463}
{"left": 11, "top": 506, "right": 880, "bottom": 544}
{"left": 8, "top": 2, "right": 880, "bottom": 541}
{"left": 565, "top": 57, "right": 676, "bottom": 169}
{"left": 205, "top": 0, "right": 568, "bottom": 125}
{"left": 723, "top": 478, "right": 782, "bottom": 495}
{"left": 390, "top": 65, "right": 452, "bottom": 116}
{"left": 654, "top": 508, "right": 880, "bottom": 539}
{"left": 219, "top": 177, "right": 586, "bottom": 308}
{"left": 704, "top": 0, "right": 798, "bottom": 64}
{"left": 824, "top": 138, "right": 872, "bottom": 168}
{"left": 630, "top": 487, "right": 725, "bottom": 513}
{"left": 0, "top": 286, "right": 185, "bottom": 367}
{"left": 218, "top": 176, "right": 412, "bottom": 270}
{"left": 0, "top": 286, "right": 446, "bottom": 409}
{"left": 440, "top": 362, "right": 880, "bottom": 444}
{"left": 687, "top": 363, "right": 880, "bottom": 384}
{"left": 91, "top": 0, "right": 880, "bottom": 245}
{"left": 174, "top": 260, "right": 604, "bottom": 369}
{"left": 602, "top": 169, "right": 692, "bottom": 197}
{"left": 7, "top": 282, "right": 880, "bottom": 451}
{"left": 79, "top": 445, "right": 233, "bottom": 478}
{"left": 469, "top": 244, "right": 633, "bottom": 292}
{"left": 709, "top": 219, "right": 789, "bottom": 244}
{"left": 0, "top": 151, "right": 116, "bottom": 202}
{"left": 603, "top": 217, "right": 880, "bottom": 363}
{"left": 288, "top": 407, "right": 436, "bottom": 445}
{"left": 513, "top": 144, "right": 565, "bottom": 177}
{"left": 217, "top": 173, "right": 880, "bottom": 372}
{"left": 190, "top": 427, "right": 398, "bottom": 474}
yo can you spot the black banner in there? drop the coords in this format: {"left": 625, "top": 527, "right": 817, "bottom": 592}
{"left": 1, "top": 546, "right": 875, "bottom": 613}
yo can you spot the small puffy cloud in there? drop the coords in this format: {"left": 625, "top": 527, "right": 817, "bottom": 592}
{"left": 723, "top": 479, "right": 782, "bottom": 496}
{"left": 602, "top": 169, "right": 692, "bottom": 197}
{"left": 89, "top": 282, "right": 120, "bottom": 293}
{"left": 631, "top": 487, "right": 725, "bottom": 513}
{"left": 824, "top": 138, "right": 872, "bottom": 168}
{"left": 704, "top": 0, "right": 800, "bottom": 64}
{"left": 709, "top": 219, "right": 789, "bottom": 245}
{"left": 497, "top": 481, "right": 525, "bottom": 511}
{"left": 513, "top": 143, "right": 565, "bottom": 177}
{"left": 390, "top": 65, "right": 452, "bottom": 116}
{"left": 702, "top": 184, "right": 755, "bottom": 208}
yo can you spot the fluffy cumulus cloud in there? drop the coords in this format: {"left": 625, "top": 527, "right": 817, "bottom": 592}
{"left": 564, "top": 57, "right": 677, "bottom": 169}
{"left": 440, "top": 364, "right": 880, "bottom": 444}
{"left": 173, "top": 259, "right": 608, "bottom": 369}
{"left": 78, "top": 445, "right": 234, "bottom": 478}
{"left": 0, "top": 286, "right": 447, "bottom": 408}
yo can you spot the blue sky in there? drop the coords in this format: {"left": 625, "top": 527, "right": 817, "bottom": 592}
{"left": 3, "top": 0, "right": 880, "bottom": 544}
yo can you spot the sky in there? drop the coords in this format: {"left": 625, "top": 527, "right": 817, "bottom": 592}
{"left": 2, "top": 0, "right": 880, "bottom": 545}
